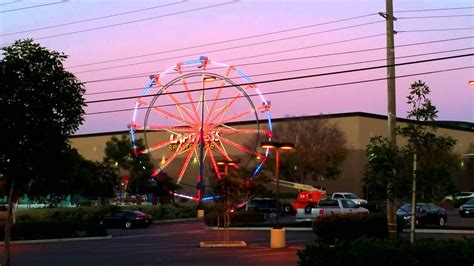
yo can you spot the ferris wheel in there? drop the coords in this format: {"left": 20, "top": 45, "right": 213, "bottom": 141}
{"left": 130, "top": 56, "right": 272, "bottom": 201}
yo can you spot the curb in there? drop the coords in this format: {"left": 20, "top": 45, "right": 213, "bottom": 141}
{"left": 199, "top": 240, "right": 248, "bottom": 248}
{"left": 402, "top": 229, "right": 474, "bottom": 234}
{"left": 153, "top": 218, "right": 202, "bottom": 224}
{"left": 0, "top": 235, "right": 112, "bottom": 245}
{"left": 206, "top": 226, "right": 312, "bottom": 231}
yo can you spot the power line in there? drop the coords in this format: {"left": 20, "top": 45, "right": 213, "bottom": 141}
{"left": 75, "top": 33, "right": 385, "bottom": 74}
{"left": 74, "top": 23, "right": 385, "bottom": 74}
{"left": 0, "top": 1, "right": 237, "bottom": 47}
{"left": 84, "top": 47, "right": 474, "bottom": 96}
{"left": 398, "top": 14, "right": 474, "bottom": 19}
{"left": 394, "top": 6, "right": 474, "bottom": 13}
{"left": 0, "top": 0, "right": 21, "bottom": 7}
{"left": 399, "top": 28, "right": 474, "bottom": 33}
{"left": 68, "top": 13, "right": 378, "bottom": 69}
{"left": 85, "top": 65, "right": 473, "bottom": 116}
{"left": 83, "top": 53, "right": 474, "bottom": 104}
{"left": 0, "top": 0, "right": 66, "bottom": 13}
{"left": 81, "top": 35, "right": 474, "bottom": 84}
{"left": 0, "top": 1, "right": 186, "bottom": 37}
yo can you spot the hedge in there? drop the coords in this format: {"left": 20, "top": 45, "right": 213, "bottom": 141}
{"left": 313, "top": 213, "right": 388, "bottom": 244}
{"left": 298, "top": 237, "right": 474, "bottom": 266}
{"left": 0, "top": 222, "right": 107, "bottom": 241}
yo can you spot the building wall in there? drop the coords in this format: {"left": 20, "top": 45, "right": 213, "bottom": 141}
{"left": 70, "top": 113, "right": 474, "bottom": 197}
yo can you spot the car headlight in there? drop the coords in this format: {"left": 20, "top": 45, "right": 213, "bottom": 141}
{"left": 403, "top": 216, "right": 411, "bottom": 220}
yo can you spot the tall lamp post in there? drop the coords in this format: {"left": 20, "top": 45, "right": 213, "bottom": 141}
{"left": 196, "top": 74, "right": 217, "bottom": 218}
{"left": 260, "top": 141, "right": 295, "bottom": 248}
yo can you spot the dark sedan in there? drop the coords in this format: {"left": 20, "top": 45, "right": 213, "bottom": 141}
{"left": 396, "top": 203, "right": 448, "bottom": 226}
{"left": 459, "top": 198, "right": 474, "bottom": 218}
{"left": 100, "top": 210, "right": 153, "bottom": 229}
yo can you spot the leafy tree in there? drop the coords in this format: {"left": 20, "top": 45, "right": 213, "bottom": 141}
{"left": 0, "top": 39, "right": 85, "bottom": 266}
{"left": 272, "top": 116, "right": 347, "bottom": 184}
{"left": 103, "top": 134, "right": 179, "bottom": 201}
{"left": 363, "top": 136, "right": 410, "bottom": 201}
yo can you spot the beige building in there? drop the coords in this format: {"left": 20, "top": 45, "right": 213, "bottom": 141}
{"left": 70, "top": 112, "right": 474, "bottom": 197}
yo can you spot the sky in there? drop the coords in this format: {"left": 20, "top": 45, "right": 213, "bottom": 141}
{"left": 1, "top": 0, "right": 473, "bottom": 135}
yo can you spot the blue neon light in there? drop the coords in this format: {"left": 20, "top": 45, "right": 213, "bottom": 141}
{"left": 267, "top": 111, "right": 273, "bottom": 133}
{"left": 184, "top": 59, "right": 202, "bottom": 65}
{"left": 141, "top": 79, "right": 155, "bottom": 97}
{"left": 236, "top": 69, "right": 253, "bottom": 82}
{"left": 202, "top": 195, "right": 221, "bottom": 201}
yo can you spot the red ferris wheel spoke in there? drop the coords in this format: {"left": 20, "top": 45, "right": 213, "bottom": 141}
{"left": 152, "top": 106, "right": 195, "bottom": 127}
{"left": 207, "top": 83, "right": 256, "bottom": 125}
{"left": 218, "top": 135, "right": 264, "bottom": 159}
{"left": 144, "top": 125, "right": 194, "bottom": 132}
{"left": 214, "top": 128, "right": 272, "bottom": 136}
{"left": 164, "top": 91, "right": 200, "bottom": 124}
{"left": 217, "top": 105, "right": 267, "bottom": 126}
{"left": 176, "top": 63, "right": 201, "bottom": 122}
{"left": 151, "top": 137, "right": 194, "bottom": 176}
{"left": 206, "top": 66, "right": 235, "bottom": 124}
{"left": 177, "top": 138, "right": 199, "bottom": 183}
{"left": 205, "top": 141, "right": 222, "bottom": 180}
{"left": 138, "top": 132, "right": 194, "bottom": 154}
{"left": 207, "top": 138, "right": 238, "bottom": 169}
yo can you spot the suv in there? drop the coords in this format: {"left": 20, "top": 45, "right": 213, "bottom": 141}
{"left": 238, "top": 198, "right": 280, "bottom": 214}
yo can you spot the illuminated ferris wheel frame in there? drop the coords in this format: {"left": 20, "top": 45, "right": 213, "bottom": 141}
{"left": 130, "top": 56, "right": 273, "bottom": 201}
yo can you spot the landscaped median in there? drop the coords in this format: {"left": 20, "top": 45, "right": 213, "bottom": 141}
{"left": 297, "top": 213, "right": 474, "bottom": 266}
{"left": 0, "top": 203, "right": 200, "bottom": 242}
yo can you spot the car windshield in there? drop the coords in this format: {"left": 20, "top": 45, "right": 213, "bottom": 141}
{"left": 399, "top": 204, "right": 423, "bottom": 212}
{"left": 465, "top": 198, "right": 474, "bottom": 205}
{"left": 132, "top": 211, "right": 146, "bottom": 216}
{"left": 344, "top": 193, "right": 358, "bottom": 199}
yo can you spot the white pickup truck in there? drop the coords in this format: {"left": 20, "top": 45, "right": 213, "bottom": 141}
{"left": 295, "top": 198, "right": 369, "bottom": 222}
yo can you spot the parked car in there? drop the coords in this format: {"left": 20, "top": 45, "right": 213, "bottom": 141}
{"left": 329, "top": 192, "right": 367, "bottom": 205}
{"left": 459, "top": 198, "right": 474, "bottom": 218}
{"left": 396, "top": 203, "right": 447, "bottom": 226}
{"left": 236, "top": 198, "right": 281, "bottom": 214}
{"left": 444, "top": 192, "right": 474, "bottom": 207}
{"left": 296, "top": 198, "right": 369, "bottom": 222}
{"left": 100, "top": 210, "right": 153, "bottom": 229}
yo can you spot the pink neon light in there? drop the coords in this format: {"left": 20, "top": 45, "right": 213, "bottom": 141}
{"left": 205, "top": 141, "right": 222, "bottom": 180}
{"left": 152, "top": 106, "right": 194, "bottom": 127}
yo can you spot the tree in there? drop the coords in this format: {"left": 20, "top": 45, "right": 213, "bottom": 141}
{"left": 103, "top": 134, "right": 178, "bottom": 201}
{"left": 363, "top": 80, "right": 459, "bottom": 243}
{"left": 0, "top": 39, "right": 85, "bottom": 266}
{"left": 363, "top": 136, "right": 410, "bottom": 201}
{"left": 272, "top": 116, "right": 347, "bottom": 184}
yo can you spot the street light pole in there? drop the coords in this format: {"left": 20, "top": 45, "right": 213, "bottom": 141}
{"left": 260, "top": 141, "right": 294, "bottom": 248}
{"left": 275, "top": 146, "right": 280, "bottom": 227}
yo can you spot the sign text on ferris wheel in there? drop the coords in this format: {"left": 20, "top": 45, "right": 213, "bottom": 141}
{"left": 168, "top": 132, "right": 220, "bottom": 151}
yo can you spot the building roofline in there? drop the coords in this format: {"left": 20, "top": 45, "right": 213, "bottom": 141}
{"left": 71, "top": 112, "right": 473, "bottom": 138}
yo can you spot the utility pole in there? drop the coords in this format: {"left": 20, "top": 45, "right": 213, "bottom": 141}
{"left": 381, "top": 0, "right": 398, "bottom": 238}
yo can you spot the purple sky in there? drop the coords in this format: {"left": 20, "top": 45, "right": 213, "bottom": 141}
{"left": 1, "top": 0, "right": 473, "bottom": 135}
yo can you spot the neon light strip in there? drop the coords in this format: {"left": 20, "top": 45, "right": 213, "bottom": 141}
{"left": 207, "top": 138, "right": 237, "bottom": 169}
{"left": 184, "top": 59, "right": 202, "bottom": 65}
{"left": 205, "top": 141, "right": 222, "bottom": 180}
{"left": 217, "top": 105, "right": 265, "bottom": 125}
{"left": 172, "top": 192, "right": 198, "bottom": 201}
{"left": 151, "top": 137, "right": 194, "bottom": 176}
{"left": 164, "top": 89, "right": 200, "bottom": 124}
{"left": 206, "top": 66, "right": 235, "bottom": 124}
{"left": 143, "top": 125, "right": 194, "bottom": 132}
{"left": 215, "top": 128, "right": 272, "bottom": 135}
{"left": 177, "top": 138, "right": 199, "bottom": 183}
{"left": 236, "top": 69, "right": 253, "bottom": 83}
{"left": 202, "top": 195, "right": 221, "bottom": 201}
{"left": 152, "top": 106, "right": 195, "bottom": 127}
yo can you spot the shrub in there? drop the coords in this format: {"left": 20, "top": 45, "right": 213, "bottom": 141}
{"left": 204, "top": 210, "right": 264, "bottom": 226}
{"left": 298, "top": 237, "right": 474, "bottom": 266}
{"left": 313, "top": 213, "right": 387, "bottom": 244}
